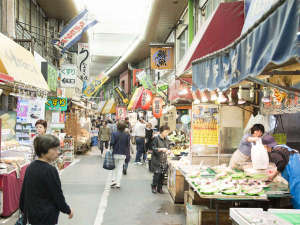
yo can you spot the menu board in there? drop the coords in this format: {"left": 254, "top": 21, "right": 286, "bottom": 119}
{"left": 192, "top": 105, "right": 219, "bottom": 146}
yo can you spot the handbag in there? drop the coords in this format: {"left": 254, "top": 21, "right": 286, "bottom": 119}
{"left": 103, "top": 149, "right": 115, "bottom": 170}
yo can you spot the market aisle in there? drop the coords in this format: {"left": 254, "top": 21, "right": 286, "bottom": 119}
{"left": 59, "top": 149, "right": 185, "bottom": 225}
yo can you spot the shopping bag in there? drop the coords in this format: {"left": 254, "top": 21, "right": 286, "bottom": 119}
{"left": 272, "top": 115, "right": 287, "bottom": 144}
{"left": 103, "top": 150, "right": 115, "bottom": 170}
{"left": 251, "top": 138, "right": 269, "bottom": 170}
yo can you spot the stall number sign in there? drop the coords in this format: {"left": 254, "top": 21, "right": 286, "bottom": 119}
{"left": 60, "top": 64, "right": 77, "bottom": 88}
{"left": 46, "top": 97, "right": 68, "bottom": 111}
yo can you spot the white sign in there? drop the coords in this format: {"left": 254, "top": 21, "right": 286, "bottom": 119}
{"left": 60, "top": 64, "right": 77, "bottom": 88}
{"left": 78, "top": 43, "right": 90, "bottom": 81}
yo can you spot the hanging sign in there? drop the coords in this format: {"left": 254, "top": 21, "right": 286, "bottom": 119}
{"left": 151, "top": 47, "right": 174, "bottom": 70}
{"left": 41, "top": 62, "right": 58, "bottom": 92}
{"left": 78, "top": 43, "right": 90, "bottom": 81}
{"left": 45, "top": 97, "right": 68, "bottom": 111}
{"left": 60, "top": 64, "right": 77, "bottom": 87}
{"left": 114, "top": 86, "right": 129, "bottom": 105}
{"left": 116, "top": 106, "right": 127, "bottom": 120}
{"left": 83, "top": 75, "right": 109, "bottom": 97}
{"left": 152, "top": 96, "right": 164, "bottom": 118}
{"left": 141, "top": 89, "right": 153, "bottom": 110}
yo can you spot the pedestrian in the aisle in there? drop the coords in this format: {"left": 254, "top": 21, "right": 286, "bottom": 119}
{"left": 98, "top": 121, "right": 111, "bottom": 157}
{"left": 133, "top": 117, "right": 146, "bottom": 164}
{"left": 110, "top": 121, "right": 130, "bottom": 188}
{"left": 19, "top": 135, "right": 73, "bottom": 225}
{"left": 145, "top": 122, "right": 154, "bottom": 168}
{"left": 151, "top": 125, "right": 171, "bottom": 194}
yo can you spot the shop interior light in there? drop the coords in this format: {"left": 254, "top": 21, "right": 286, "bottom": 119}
{"left": 218, "top": 91, "right": 228, "bottom": 103}
{"left": 238, "top": 85, "right": 246, "bottom": 104}
{"left": 250, "top": 85, "right": 255, "bottom": 100}
{"left": 261, "top": 86, "right": 271, "bottom": 103}
{"left": 211, "top": 90, "right": 218, "bottom": 101}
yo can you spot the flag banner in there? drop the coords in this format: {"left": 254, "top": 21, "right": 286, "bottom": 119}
{"left": 83, "top": 75, "right": 109, "bottom": 97}
{"left": 114, "top": 86, "right": 129, "bottom": 105}
{"left": 78, "top": 43, "right": 90, "bottom": 81}
{"left": 54, "top": 9, "right": 98, "bottom": 53}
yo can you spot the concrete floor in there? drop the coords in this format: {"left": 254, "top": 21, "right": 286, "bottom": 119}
{"left": 1, "top": 149, "right": 185, "bottom": 225}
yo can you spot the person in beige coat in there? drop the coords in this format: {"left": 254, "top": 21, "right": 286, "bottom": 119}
{"left": 98, "top": 121, "right": 111, "bottom": 156}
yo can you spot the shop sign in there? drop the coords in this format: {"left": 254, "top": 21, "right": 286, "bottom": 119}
{"left": 152, "top": 97, "right": 163, "bottom": 118}
{"left": 116, "top": 106, "right": 127, "bottom": 121}
{"left": 46, "top": 97, "right": 68, "bottom": 111}
{"left": 151, "top": 47, "right": 174, "bottom": 70}
{"left": 136, "top": 71, "right": 156, "bottom": 92}
{"left": 47, "top": 64, "right": 58, "bottom": 91}
{"left": 60, "top": 64, "right": 77, "bottom": 88}
{"left": 141, "top": 89, "right": 153, "bottom": 110}
{"left": 78, "top": 43, "right": 90, "bottom": 81}
{"left": 84, "top": 75, "right": 109, "bottom": 97}
{"left": 160, "top": 106, "right": 176, "bottom": 131}
{"left": 114, "top": 86, "right": 129, "bottom": 105}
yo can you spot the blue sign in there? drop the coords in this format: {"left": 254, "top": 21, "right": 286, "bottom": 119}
{"left": 192, "top": 0, "right": 300, "bottom": 92}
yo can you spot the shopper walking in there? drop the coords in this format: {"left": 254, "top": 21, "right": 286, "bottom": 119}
{"left": 151, "top": 125, "right": 171, "bottom": 194}
{"left": 19, "top": 135, "right": 73, "bottom": 225}
{"left": 110, "top": 121, "right": 130, "bottom": 188}
{"left": 98, "top": 121, "right": 111, "bottom": 157}
{"left": 145, "top": 122, "right": 154, "bottom": 168}
{"left": 35, "top": 119, "right": 47, "bottom": 135}
{"left": 133, "top": 117, "right": 146, "bottom": 164}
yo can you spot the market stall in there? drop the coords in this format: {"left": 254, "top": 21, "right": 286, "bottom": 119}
{"left": 0, "top": 32, "right": 50, "bottom": 216}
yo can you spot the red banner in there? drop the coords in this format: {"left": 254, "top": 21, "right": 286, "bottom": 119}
{"left": 152, "top": 96, "right": 163, "bottom": 118}
{"left": 116, "top": 106, "right": 127, "bottom": 121}
{"left": 141, "top": 89, "right": 153, "bottom": 110}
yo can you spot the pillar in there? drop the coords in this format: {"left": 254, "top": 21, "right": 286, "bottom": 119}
{"left": 188, "top": 0, "right": 194, "bottom": 45}
{"left": 1, "top": 0, "right": 15, "bottom": 38}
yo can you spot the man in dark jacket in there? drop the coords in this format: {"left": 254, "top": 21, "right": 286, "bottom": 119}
{"left": 151, "top": 125, "right": 170, "bottom": 194}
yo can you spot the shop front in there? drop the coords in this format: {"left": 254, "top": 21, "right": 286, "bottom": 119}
{"left": 167, "top": 1, "right": 300, "bottom": 224}
{"left": 0, "top": 32, "right": 49, "bottom": 217}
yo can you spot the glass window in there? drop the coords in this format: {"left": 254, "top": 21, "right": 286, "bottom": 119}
{"left": 25, "top": 0, "right": 30, "bottom": 30}
{"left": 19, "top": 0, "right": 25, "bottom": 24}
{"left": 177, "top": 28, "right": 188, "bottom": 62}
{"left": 31, "top": 2, "right": 37, "bottom": 38}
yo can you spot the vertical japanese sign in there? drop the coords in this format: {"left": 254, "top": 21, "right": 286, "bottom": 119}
{"left": 151, "top": 47, "right": 174, "bottom": 70}
{"left": 47, "top": 64, "right": 58, "bottom": 91}
{"left": 83, "top": 75, "right": 109, "bottom": 97}
{"left": 78, "top": 43, "right": 90, "bottom": 81}
{"left": 60, "top": 64, "right": 77, "bottom": 88}
{"left": 45, "top": 97, "right": 68, "bottom": 111}
{"left": 116, "top": 107, "right": 127, "bottom": 121}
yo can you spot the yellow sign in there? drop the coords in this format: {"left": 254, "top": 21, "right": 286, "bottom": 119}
{"left": 128, "top": 87, "right": 143, "bottom": 111}
{"left": 102, "top": 99, "right": 116, "bottom": 114}
{"left": 0, "top": 33, "right": 49, "bottom": 91}
{"left": 151, "top": 47, "right": 174, "bottom": 70}
{"left": 84, "top": 75, "right": 109, "bottom": 97}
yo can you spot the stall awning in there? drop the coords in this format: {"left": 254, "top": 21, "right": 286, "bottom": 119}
{"left": 0, "top": 33, "right": 49, "bottom": 91}
{"left": 72, "top": 100, "right": 86, "bottom": 109}
{"left": 102, "top": 99, "right": 116, "bottom": 114}
{"left": 176, "top": 1, "right": 244, "bottom": 77}
{"left": 98, "top": 101, "right": 107, "bottom": 113}
{"left": 127, "top": 87, "right": 144, "bottom": 111}
{"left": 192, "top": 0, "right": 300, "bottom": 91}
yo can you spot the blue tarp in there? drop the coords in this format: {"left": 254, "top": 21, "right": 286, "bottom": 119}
{"left": 192, "top": 0, "right": 300, "bottom": 91}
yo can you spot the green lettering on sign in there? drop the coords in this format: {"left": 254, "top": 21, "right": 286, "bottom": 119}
{"left": 47, "top": 65, "right": 58, "bottom": 91}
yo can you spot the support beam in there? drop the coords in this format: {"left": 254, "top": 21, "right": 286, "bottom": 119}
{"left": 263, "top": 70, "right": 300, "bottom": 75}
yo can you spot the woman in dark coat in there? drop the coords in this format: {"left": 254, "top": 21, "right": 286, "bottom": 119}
{"left": 151, "top": 125, "right": 171, "bottom": 194}
{"left": 19, "top": 135, "right": 73, "bottom": 225}
{"left": 110, "top": 121, "right": 130, "bottom": 189}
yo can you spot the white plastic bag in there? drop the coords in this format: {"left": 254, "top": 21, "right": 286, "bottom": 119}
{"left": 251, "top": 138, "right": 269, "bottom": 170}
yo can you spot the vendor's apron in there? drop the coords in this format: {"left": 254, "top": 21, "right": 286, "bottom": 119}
{"left": 281, "top": 148, "right": 300, "bottom": 209}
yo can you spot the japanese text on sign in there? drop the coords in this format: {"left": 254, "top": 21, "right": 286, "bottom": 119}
{"left": 45, "top": 97, "right": 68, "bottom": 111}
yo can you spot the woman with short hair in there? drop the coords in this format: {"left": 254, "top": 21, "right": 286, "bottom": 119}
{"left": 110, "top": 121, "right": 130, "bottom": 189}
{"left": 19, "top": 134, "right": 73, "bottom": 225}
{"left": 35, "top": 119, "right": 47, "bottom": 135}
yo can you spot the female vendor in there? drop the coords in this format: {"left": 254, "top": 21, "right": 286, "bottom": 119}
{"left": 263, "top": 135, "right": 300, "bottom": 209}
{"left": 229, "top": 124, "right": 265, "bottom": 169}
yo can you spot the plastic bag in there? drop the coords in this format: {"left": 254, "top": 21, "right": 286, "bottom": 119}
{"left": 103, "top": 150, "right": 115, "bottom": 170}
{"left": 244, "top": 113, "right": 275, "bottom": 134}
{"left": 251, "top": 138, "right": 269, "bottom": 170}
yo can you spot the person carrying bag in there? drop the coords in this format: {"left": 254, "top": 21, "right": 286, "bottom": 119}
{"left": 103, "top": 149, "right": 115, "bottom": 170}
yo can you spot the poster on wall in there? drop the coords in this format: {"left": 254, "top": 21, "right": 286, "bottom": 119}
{"left": 192, "top": 105, "right": 219, "bottom": 146}
{"left": 78, "top": 43, "right": 90, "bottom": 81}
{"left": 0, "top": 111, "right": 17, "bottom": 150}
{"left": 160, "top": 106, "right": 176, "bottom": 132}
{"left": 17, "top": 98, "right": 46, "bottom": 126}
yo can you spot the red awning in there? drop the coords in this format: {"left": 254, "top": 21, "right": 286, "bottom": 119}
{"left": 183, "top": 1, "right": 244, "bottom": 72}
